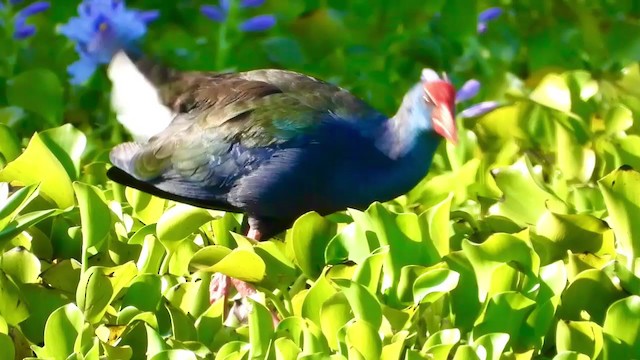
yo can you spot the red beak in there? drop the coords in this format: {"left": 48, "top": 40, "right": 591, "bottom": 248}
{"left": 434, "top": 104, "right": 458, "bottom": 145}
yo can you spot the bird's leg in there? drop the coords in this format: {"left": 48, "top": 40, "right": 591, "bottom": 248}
{"left": 209, "top": 227, "right": 262, "bottom": 318}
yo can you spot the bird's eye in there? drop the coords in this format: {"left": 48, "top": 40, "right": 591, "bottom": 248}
{"left": 423, "top": 92, "right": 435, "bottom": 105}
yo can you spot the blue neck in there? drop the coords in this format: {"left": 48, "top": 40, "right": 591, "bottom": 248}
{"left": 375, "top": 83, "right": 438, "bottom": 160}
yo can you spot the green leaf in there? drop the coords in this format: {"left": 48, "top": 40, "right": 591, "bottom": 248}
{"left": 604, "top": 104, "right": 633, "bottom": 135}
{"left": 248, "top": 299, "right": 274, "bottom": 359}
{"left": 556, "top": 320, "right": 603, "bottom": 359}
{"left": 491, "top": 157, "right": 567, "bottom": 224}
{"left": 254, "top": 240, "right": 298, "bottom": 288}
{"left": 462, "top": 233, "right": 538, "bottom": 301}
{"left": 345, "top": 319, "right": 382, "bottom": 360}
{"left": 6, "top": 69, "right": 63, "bottom": 125}
{"left": 530, "top": 73, "right": 571, "bottom": 113}
{"left": 1, "top": 246, "right": 40, "bottom": 283}
{"left": 422, "top": 193, "right": 453, "bottom": 257}
{"left": 598, "top": 166, "right": 640, "bottom": 268}
{"left": 74, "top": 182, "right": 112, "bottom": 255}
{"left": 320, "top": 292, "right": 352, "bottom": 350}
{"left": 76, "top": 262, "right": 138, "bottom": 324}
{"left": 274, "top": 338, "right": 301, "bottom": 360}
{"left": 125, "top": 188, "right": 167, "bottom": 225}
{"left": 290, "top": 211, "right": 336, "bottom": 279}
{"left": 302, "top": 272, "right": 337, "bottom": 325}
{"left": 0, "top": 183, "right": 40, "bottom": 233}
{"left": 121, "top": 274, "right": 162, "bottom": 312}
{"left": 190, "top": 247, "right": 265, "bottom": 282}
{"left": 0, "top": 333, "right": 14, "bottom": 360}
{"left": 156, "top": 204, "right": 215, "bottom": 243}
{"left": 452, "top": 345, "right": 481, "bottom": 360}
{"left": 333, "top": 279, "right": 382, "bottom": 330}
{"left": 0, "top": 132, "right": 74, "bottom": 208}
{"left": 0, "top": 124, "right": 21, "bottom": 164}
{"left": 559, "top": 269, "right": 624, "bottom": 324}
{"left": 149, "top": 350, "right": 197, "bottom": 360}
{"left": 603, "top": 295, "right": 640, "bottom": 358}
{"left": 39, "top": 124, "right": 87, "bottom": 180}
{"left": 353, "top": 246, "right": 388, "bottom": 294}
{"left": 0, "top": 270, "right": 29, "bottom": 325}
{"left": 34, "top": 303, "right": 84, "bottom": 360}
{"left": 535, "top": 211, "right": 614, "bottom": 264}
{"left": 471, "top": 333, "right": 510, "bottom": 360}
{"left": 552, "top": 352, "right": 591, "bottom": 360}
{"left": 413, "top": 268, "right": 460, "bottom": 304}
{"left": 165, "top": 303, "right": 198, "bottom": 342}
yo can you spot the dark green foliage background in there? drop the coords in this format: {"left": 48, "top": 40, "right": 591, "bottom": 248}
{"left": 1, "top": 1, "right": 640, "bottom": 359}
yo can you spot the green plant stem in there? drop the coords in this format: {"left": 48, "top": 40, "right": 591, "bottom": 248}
{"left": 215, "top": 21, "right": 229, "bottom": 69}
{"left": 265, "top": 289, "right": 291, "bottom": 318}
{"left": 288, "top": 274, "right": 308, "bottom": 298}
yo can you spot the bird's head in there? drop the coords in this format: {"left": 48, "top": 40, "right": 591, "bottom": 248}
{"left": 421, "top": 69, "right": 458, "bottom": 144}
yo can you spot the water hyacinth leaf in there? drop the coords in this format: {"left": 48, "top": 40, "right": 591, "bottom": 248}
{"left": 452, "top": 345, "right": 482, "bottom": 360}
{"left": 0, "top": 133, "right": 74, "bottom": 208}
{"left": 193, "top": 248, "right": 265, "bottom": 282}
{"left": 145, "top": 323, "right": 170, "bottom": 358}
{"left": 0, "top": 208, "right": 61, "bottom": 246}
{"left": 254, "top": 240, "right": 298, "bottom": 288}
{"left": 462, "top": 233, "right": 538, "bottom": 301}
{"left": 0, "top": 270, "right": 29, "bottom": 325}
{"left": 353, "top": 246, "right": 388, "bottom": 293}
{"left": 604, "top": 104, "right": 633, "bottom": 135}
{"left": 6, "top": 69, "right": 63, "bottom": 125}
{"left": 125, "top": 188, "right": 167, "bottom": 225}
{"left": 40, "top": 259, "right": 82, "bottom": 294}
{"left": 529, "top": 73, "right": 571, "bottom": 113}
{"left": 215, "top": 341, "right": 250, "bottom": 360}
{"left": 291, "top": 211, "right": 337, "bottom": 279}
{"left": 558, "top": 269, "right": 624, "bottom": 324}
{"left": 334, "top": 279, "right": 382, "bottom": 330}
{"left": 424, "top": 328, "right": 461, "bottom": 348}
{"left": 189, "top": 245, "right": 232, "bottom": 271}
{"left": 121, "top": 274, "right": 162, "bottom": 312}
{"left": 0, "top": 333, "right": 14, "bottom": 360}
{"left": 0, "top": 183, "right": 39, "bottom": 230}
{"left": 76, "top": 262, "right": 138, "bottom": 324}
{"left": 165, "top": 303, "right": 197, "bottom": 342}
{"left": 302, "top": 272, "right": 337, "bottom": 325}
{"left": 195, "top": 300, "right": 225, "bottom": 348}
{"left": 137, "top": 233, "right": 167, "bottom": 274}
{"left": 552, "top": 352, "right": 591, "bottom": 360}
{"left": 603, "top": 295, "right": 640, "bottom": 357}
{"left": 38, "top": 124, "right": 87, "bottom": 180}
{"left": 556, "top": 121, "right": 595, "bottom": 182}
{"left": 156, "top": 204, "right": 215, "bottom": 243}
{"left": 0, "top": 247, "right": 40, "bottom": 283}
{"left": 346, "top": 319, "right": 382, "bottom": 360}
{"left": 248, "top": 299, "right": 274, "bottom": 359}
{"left": 320, "top": 293, "right": 352, "bottom": 350}
{"left": 491, "top": 157, "right": 567, "bottom": 224}
{"left": 149, "top": 350, "right": 197, "bottom": 360}
{"left": 380, "top": 330, "right": 409, "bottom": 360}
{"left": 35, "top": 303, "right": 84, "bottom": 360}
{"left": 0, "top": 124, "right": 21, "bottom": 164}
{"left": 471, "top": 333, "right": 510, "bottom": 360}
{"left": 422, "top": 192, "right": 453, "bottom": 257}
{"left": 413, "top": 268, "right": 460, "bottom": 304}
{"left": 556, "top": 320, "right": 603, "bottom": 359}
{"left": 534, "top": 211, "right": 614, "bottom": 264}
{"left": 274, "top": 338, "right": 301, "bottom": 360}
{"left": 472, "top": 292, "right": 537, "bottom": 351}
{"left": 74, "top": 182, "right": 112, "bottom": 254}
{"left": 324, "top": 222, "right": 374, "bottom": 265}
{"left": 598, "top": 166, "right": 640, "bottom": 267}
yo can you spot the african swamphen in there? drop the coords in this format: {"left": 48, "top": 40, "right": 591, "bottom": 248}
{"left": 106, "top": 51, "right": 458, "bottom": 305}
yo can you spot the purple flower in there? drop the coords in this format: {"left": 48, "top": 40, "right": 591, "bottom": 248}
{"left": 422, "top": 69, "right": 501, "bottom": 118}
{"left": 200, "top": 0, "right": 276, "bottom": 32}
{"left": 1, "top": 1, "right": 50, "bottom": 39}
{"left": 477, "top": 7, "right": 502, "bottom": 33}
{"left": 58, "top": 0, "right": 159, "bottom": 84}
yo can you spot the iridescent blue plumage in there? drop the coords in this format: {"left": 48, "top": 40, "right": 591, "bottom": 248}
{"left": 107, "top": 53, "right": 457, "bottom": 239}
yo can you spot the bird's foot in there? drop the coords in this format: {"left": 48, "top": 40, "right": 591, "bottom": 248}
{"left": 209, "top": 273, "right": 280, "bottom": 326}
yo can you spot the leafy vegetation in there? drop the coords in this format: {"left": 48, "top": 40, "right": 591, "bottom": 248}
{"left": 1, "top": 0, "right": 640, "bottom": 359}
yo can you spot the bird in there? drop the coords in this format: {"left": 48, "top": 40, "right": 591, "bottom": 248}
{"left": 105, "top": 51, "right": 458, "bottom": 307}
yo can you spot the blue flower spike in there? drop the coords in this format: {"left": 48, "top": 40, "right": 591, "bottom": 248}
{"left": 59, "top": 0, "right": 159, "bottom": 84}
{"left": 200, "top": 0, "right": 276, "bottom": 32}
{"left": 3, "top": 0, "right": 50, "bottom": 39}
{"left": 477, "top": 7, "right": 503, "bottom": 33}
{"left": 423, "top": 69, "right": 500, "bottom": 119}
